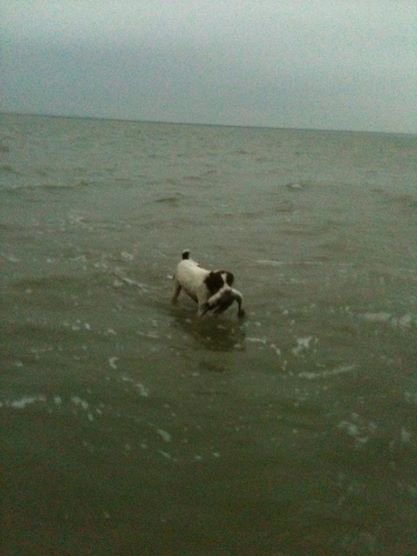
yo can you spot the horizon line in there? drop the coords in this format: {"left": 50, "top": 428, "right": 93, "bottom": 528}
{"left": 0, "top": 110, "right": 415, "bottom": 138}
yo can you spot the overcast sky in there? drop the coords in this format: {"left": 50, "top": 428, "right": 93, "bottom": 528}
{"left": 1, "top": 1, "right": 415, "bottom": 133}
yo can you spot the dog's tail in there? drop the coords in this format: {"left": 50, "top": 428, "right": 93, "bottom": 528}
{"left": 182, "top": 249, "right": 191, "bottom": 260}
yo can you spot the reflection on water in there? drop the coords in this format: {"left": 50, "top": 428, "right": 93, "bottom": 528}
{"left": 171, "top": 309, "right": 247, "bottom": 353}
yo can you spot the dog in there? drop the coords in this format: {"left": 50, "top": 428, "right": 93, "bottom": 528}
{"left": 171, "top": 250, "right": 245, "bottom": 318}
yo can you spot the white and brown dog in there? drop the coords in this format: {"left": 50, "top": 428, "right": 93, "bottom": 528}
{"left": 171, "top": 250, "right": 245, "bottom": 318}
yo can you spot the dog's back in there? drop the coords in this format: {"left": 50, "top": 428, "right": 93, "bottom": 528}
{"left": 174, "top": 251, "right": 208, "bottom": 301}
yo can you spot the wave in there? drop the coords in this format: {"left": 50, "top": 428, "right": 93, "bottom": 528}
{"left": 360, "top": 312, "right": 416, "bottom": 329}
{"left": 0, "top": 178, "right": 100, "bottom": 193}
{"left": 0, "top": 163, "right": 19, "bottom": 174}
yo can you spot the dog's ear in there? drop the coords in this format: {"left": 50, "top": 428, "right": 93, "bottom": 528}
{"left": 205, "top": 271, "right": 224, "bottom": 294}
{"left": 225, "top": 272, "right": 234, "bottom": 286}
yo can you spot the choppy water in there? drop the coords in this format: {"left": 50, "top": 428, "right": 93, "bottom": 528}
{"left": 1, "top": 113, "right": 416, "bottom": 555}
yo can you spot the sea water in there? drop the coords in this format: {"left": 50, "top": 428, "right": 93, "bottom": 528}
{"left": 1, "top": 113, "right": 416, "bottom": 554}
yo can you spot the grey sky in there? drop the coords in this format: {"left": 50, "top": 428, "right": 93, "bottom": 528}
{"left": 1, "top": 1, "right": 415, "bottom": 133}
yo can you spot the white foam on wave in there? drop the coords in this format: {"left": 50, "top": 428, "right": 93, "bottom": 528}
{"left": 120, "top": 251, "right": 134, "bottom": 261}
{"left": 156, "top": 429, "right": 172, "bottom": 443}
{"left": 121, "top": 375, "right": 150, "bottom": 397}
{"left": 136, "top": 383, "right": 149, "bottom": 397}
{"left": 299, "top": 364, "right": 356, "bottom": 380}
{"left": 270, "top": 343, "right": 282, "bottom": 357}
{"left": 405, "top": 391, "right": 417, "bottom": 405}
{"left": 0, "top": 252, "right": 20, "bottom": 263}
{"left": 108, "top": 356, "right": 119, "bottom": 369}
{"left": 71, "top": 396, "right": 89, "bottom": 410}
{"left": 287, "top": 182, "right": 304, "bottom": 190}
{"left": 401, "top": 428, "right": 412, "bottom": 443}
{"left": 256, "top": 259, "right": 284, "bottom": 266}
{"left": 361, "top": 312, "right": 391, "bottom": 323}
{"left": 361, "top": 312, "right": 415, "bottom": 329}
{"left": 292, "top": 336, "right": 317, "bottom": 356}
{"left": 246, "top": 336, "right": 267, "bottom": 345}
{"left": 244, "top": 336, "right": 283, "bottom": 358}
{"left": 337, "top": 414, "right": 378, "bottom": 446}
{"left": 67, "top": 212, "right": 87, "bottom": 226}
{"left": 391, "top": 314, "right": 414, "bottom": 328}
{"left": 1, "top": 395, "right": 99, "bottom": 419}
{"left": 1, "top": 395, "right": 47, "bottom": 409}
{"left": 158, "top": 450, "right": 175, "bottom": 461}
{"left": 63, "top": 319, "right": 92, "bottom": 332}
{"left": 113, "top": 271, "right": 149, "bottom": 291}
{"left": 137, "top": 330, "right": 160, "bottom": 340}
{"left": 256, "top": 259, "right": 353, "bottom": 267}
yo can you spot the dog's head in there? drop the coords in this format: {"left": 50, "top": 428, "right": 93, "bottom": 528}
{"left": 204, "top": 270, "right": 234, "bottom": 294}
{"left": 204, "top": 271, "right": 245, "bottom": 318}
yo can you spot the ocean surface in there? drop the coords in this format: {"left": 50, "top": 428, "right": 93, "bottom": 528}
{"left": 1, "top": 113, "right": 416, "bottom": 555}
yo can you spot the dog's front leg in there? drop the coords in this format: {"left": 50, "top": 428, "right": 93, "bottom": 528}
{"left": 236, "top": 298, "right": 245, "bottom": 318}
{"left": 232, "top": 288, "right": 245, "bottom": 318}
{"left": 197, "top": 301, "right": 211, "bottom": 317}
{"left": 196, "top": 290, "right": 211, "bottom": 317}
